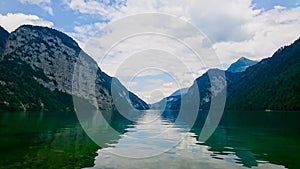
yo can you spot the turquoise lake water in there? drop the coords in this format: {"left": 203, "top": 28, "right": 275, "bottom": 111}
{"left": 0, "top": 110, "right": 299, "bottom": 169}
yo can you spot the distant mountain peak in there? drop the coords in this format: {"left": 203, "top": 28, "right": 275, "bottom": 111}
{"left": 239, "top": 56, "right": 249, "bottom": 61}
{"left": 159, "top": 38, "right": 300, "bottom": 111}
{"left": 227, "top": 57, "right": 258, "bottom": 73}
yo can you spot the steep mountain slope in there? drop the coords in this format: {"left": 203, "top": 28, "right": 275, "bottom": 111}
{"left": 0, "top": 26, "right": 9, "bottom": 55}
{"left": 227, "top": 38, "right": 300, "bottom": 110}
{"left": 166, "top": 69, "right": 238, "bottom": 110}
{"left": 0, "top": 59, "right": 74, "bottom": 111}
{"left": 227, "top": 57, "right": 258, "bottom": 73}
{"left": 163, "top": 38, "right": 300, "bottom": 111}
{"left": 0, "top": 25, "right": 148, "bottom": 111}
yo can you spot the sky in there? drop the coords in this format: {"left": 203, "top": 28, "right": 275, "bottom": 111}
{"left": 1, "top": 0, "right": 300, "bottom": 103}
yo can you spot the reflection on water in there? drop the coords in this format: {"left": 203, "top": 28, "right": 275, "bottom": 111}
{"left": 0, "top": 110, "right": 299, "bottom": 169}
{"left": 92, "top": 110, "right": 300, "bottom": 169}
{"left": 0, "top": 111, "right": 99, "bottom": 169}
{"left": 205, "top": 126, "right": 300, "bottom": 169}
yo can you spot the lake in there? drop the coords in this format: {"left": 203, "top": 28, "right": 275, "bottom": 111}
{"left": 0, "top": 110, "right": 299, "bottom": 169}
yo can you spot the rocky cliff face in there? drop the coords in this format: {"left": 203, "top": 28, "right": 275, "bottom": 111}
{"left": 4, "top": 25, "right": 83, "bottom": 93}
{"left": 0, "top": 25, "right": 148, "bottom": 111}
{"left": 161, "top": 69, "right": 235, "bottom": 111}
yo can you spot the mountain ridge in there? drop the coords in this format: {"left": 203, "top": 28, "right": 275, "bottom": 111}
{"left": 0, "top": 25, "right": 149, "bottom": 111}
{"left": 162, "top": 38, "right": 300, "bottom": 111}
{"left": 1, "top": 24, "right": 299, "bottom": 112}
{"left": 227, "top": 57, "right": 258, "bottom": 73}
{"left": 227, "top": 38, "right": 300, "bottom": 110}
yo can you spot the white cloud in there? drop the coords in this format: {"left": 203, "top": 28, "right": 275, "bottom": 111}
{"left": 273, "top": 5, "right": 287, "bottom": 10}
{"left": 70, "top": 0, "right": 300, "bottom": 65}
{"left": 120, "top": 0, "right": 298, "bottom": 59}
{"left": 76, "top": 14, "right": 215, "bottom": 98}
{"left": 18, "top": 0, "right": 53, "bottom": 15}
{"left": 63, "top": 0, "right": 125, "bottom": 18}
{"left": 186, "top": 0, "right": 259, "bottom": 43}
{"left": 126, "top": 72, "right": 179, "bottom": 103}
{"left": 67, "top": 0, "right": 300, "bottom": 99}
{"left": 66, "top": 22, "right": 107, "bottom": 47}
{"left": 0, "top": 13, "right": 54, "bottom": 32}
{"left": 163, "top": 82, "right": 173, "bottom": 87}
{"left": 213, "top": 6, "right": 300, "bottom": 64}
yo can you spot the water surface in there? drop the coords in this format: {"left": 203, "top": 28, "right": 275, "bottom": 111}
{"left": 0, "top": 110, "right": 299, "bottom": 169}
{"left": 91, "top": 110, "right": 300, "bottom": 169}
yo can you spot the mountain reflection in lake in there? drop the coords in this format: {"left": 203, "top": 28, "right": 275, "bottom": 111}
{"left": 91, "top": 110, "right": 300, "bottom": 169}
{"left": 0, "top": 110, "right": 299, "bottom": 169}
